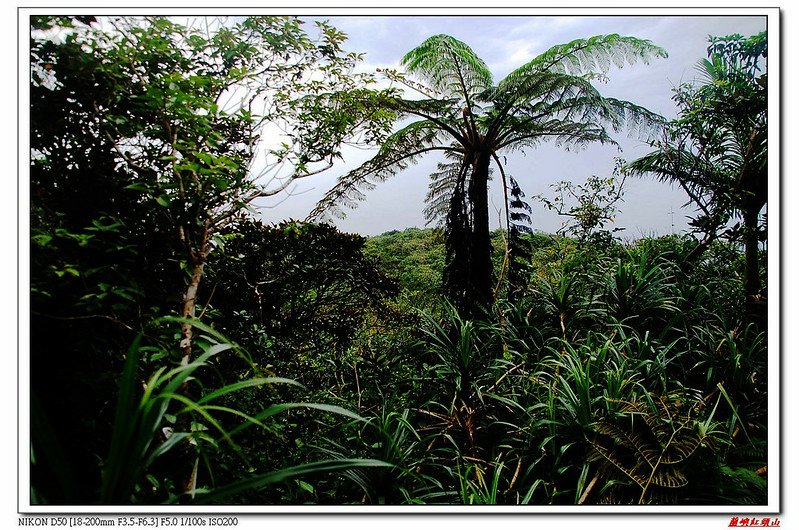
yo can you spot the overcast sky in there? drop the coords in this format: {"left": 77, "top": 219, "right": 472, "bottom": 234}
{"left": 251, "top": 14, "right": 767, "bottom": 237}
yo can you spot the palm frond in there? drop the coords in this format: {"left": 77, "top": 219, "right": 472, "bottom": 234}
{"left": 624, "top": 148, "right": 729, "bottom": 208}
{"left": 625, "top": 148, "right": 701, "bottom": 184}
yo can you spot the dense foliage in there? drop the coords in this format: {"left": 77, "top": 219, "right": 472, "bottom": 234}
{"left": 626, "top": 31, "right": 767, "bottom": 325}
{"left": 311, "top": 33, "right": 667, "bottom": 318}
{"left": 28, "top": 17, "right": 769, "bottom": 507}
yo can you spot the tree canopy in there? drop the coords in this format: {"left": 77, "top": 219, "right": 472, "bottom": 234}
{"left": 311, "top": 33, "right": 667, "bottom": 316}
{"left": 625, "top": 31, "right": 767, "bottom": 322}
{"left": 29, "top": 15, "right": 394, "bottom": 503}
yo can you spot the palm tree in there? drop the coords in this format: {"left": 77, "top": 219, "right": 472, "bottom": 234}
{"left": 311, "top": 34, "right": 667, "bottom": 317}
{"left": 625, "top": 32, "right": 766, "bottom": 324}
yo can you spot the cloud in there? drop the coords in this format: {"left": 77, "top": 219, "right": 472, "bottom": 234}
{"left": 259, "top": 14, "right": 768, "bottom": 237}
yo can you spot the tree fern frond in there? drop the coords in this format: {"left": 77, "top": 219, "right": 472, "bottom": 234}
{"left": 490, "top": 70, "right": 595, "bottom": 109}
{"left": 424, "top": 155, "right": 469, "bottom": 227}
{"left": 603, "top": 98, "right": 666, "bottom": 141}
{"left": 498, "top": 119, "right": 616, "bottom": 152}
{"left": 382, "top": 94, "right": 461, "bottom": 120}
{"left": 490, "top": 77, "right": 661, "bottom": 150}
{"left": 487, "top": 71, "right": 613, "bottom": 142}
{"left": 496, "top": 34, "right": 666, "bottom": 107}
{"left": 308, "top": 120, "right": 457, "bottom": 221}
{"left": 402, "top": 34, "right": 493, "bottom": 102}
{"left": 500, "top": 34, "right": 667, "bottom": 91}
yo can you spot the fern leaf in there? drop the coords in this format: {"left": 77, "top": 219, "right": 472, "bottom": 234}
{"left": 402, "top": 34, "right": 493, "bottom": 101}
{"left": 309, "top": 120, "right": 457, "bottom": 221}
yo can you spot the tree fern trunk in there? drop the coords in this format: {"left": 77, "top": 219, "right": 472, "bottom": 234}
{"left": 443, "top": 152, "right": 494, "bottom": 319}
{"left": 466, "top": 152, "right": 494, "bottom": 316}
{"left": 443, "top": 169, "right": 471, "bottom": 312}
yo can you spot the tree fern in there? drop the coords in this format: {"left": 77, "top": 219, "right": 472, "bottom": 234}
{"left": 497, "top": 34, "right": 667, "bottom": 96}
{"left": 402, "top": 34, "right": 493, "bottom": 103}
{"left": 311, "top": 32, "right": 666, "bottom": 315}
{"left": 310, "top": 119, "right": 457, "bottom": 221}
{"left": 424, "top": 155, "right": 470, "bottom": 227}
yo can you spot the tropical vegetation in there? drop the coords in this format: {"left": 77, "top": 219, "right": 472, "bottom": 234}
{"left": 311, "top": 33, "right": 666, "bottom": 317}
{"left": 28, "top": 16, "right": 769, "bottom": 507}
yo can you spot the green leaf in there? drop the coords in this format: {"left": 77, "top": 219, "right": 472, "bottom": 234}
{"left": 125, "top": 182, "right": 151, "bottom": 192}
{"left": 197, "top": 377, "right": 301, "bottom": 404}
{"left": 32, "top": 234, "right": 53, "bottom": 247}
{"left": 193, "top": 459, "right": 392, "bottom": 503}
{"left": 228, "top": 402, "right": 366, "bottom": 438}
{"left": 195, "top": 152, "right": 214, "bottom": 165}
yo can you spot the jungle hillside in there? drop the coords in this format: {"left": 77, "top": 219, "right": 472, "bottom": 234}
{"left": 28, "top": 15, "right": 771, "bottom": 507}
